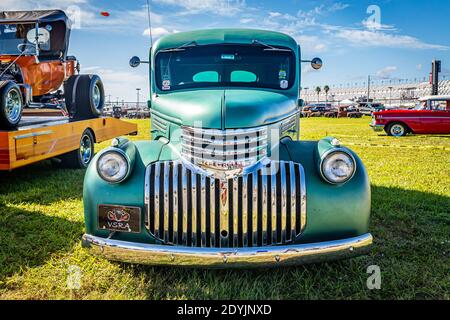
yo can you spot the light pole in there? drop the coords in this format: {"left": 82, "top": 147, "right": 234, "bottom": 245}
{"left": 388, "top": 86, "right": 393, "bottom": 107}
{"left": 136, "top": 88, "right": 141, "bottom": 110}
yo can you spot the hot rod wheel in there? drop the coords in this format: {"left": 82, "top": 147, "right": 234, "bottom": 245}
{"left": 0, "top": 81, "right": 24, "bottom": 129}
{"left": 64, "top": 74, "right": 105, "bottom": 120}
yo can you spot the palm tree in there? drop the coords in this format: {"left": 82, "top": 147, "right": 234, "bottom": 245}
{"left": 315, "top": 86, "right": 321, "bottom": 103}
{"left": 324, "top": 85, "right": 330, "bottom": 105}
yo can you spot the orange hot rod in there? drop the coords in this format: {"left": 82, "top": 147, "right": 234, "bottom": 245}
{"left": 0, "top": 10, "right": 105, "bottom": 129}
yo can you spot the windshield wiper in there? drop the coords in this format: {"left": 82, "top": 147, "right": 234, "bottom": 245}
{"left": 251, "top": 40, "right": 291, "bottom": 52}
{"left": 159, "top": 41, "right": 199, "bottom": 53}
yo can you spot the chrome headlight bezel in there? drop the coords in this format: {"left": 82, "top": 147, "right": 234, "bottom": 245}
{"left": 96, "top": 148, "right": 131, "bottom": 184}
{"left": 320, "top": 148, "right": 357, "bottom": 185}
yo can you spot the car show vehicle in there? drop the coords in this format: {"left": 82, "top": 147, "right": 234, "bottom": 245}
{"left": 0, "top": 10, "right": 104, "bottom": 129}
{"left": 371, "top": 95, "right": 450, "bottom": 136}
{"left": 324, "top": 106, "right": 363, "bottom": 118}
{"left": 0, "top": 10, "right": 138, "bottom": 170}
{"left": 82, "top": 29, "right": 372, "bottom": 268}
{"left": 359, "top": 103, "right": 385, "bottom": 116}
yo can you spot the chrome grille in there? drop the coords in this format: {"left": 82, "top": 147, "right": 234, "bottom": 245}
{"left": 181, "top": 126, "right": 268, "bottom": 170}
{"left": 145, "top": 160, "right": 306, "bottom": 248}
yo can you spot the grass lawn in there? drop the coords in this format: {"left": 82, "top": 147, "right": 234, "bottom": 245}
{"left": 0, "top": 117, "right": 448, "bottom": 300}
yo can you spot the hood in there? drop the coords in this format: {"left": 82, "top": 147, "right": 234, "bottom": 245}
{"left": 152, "top": 89, "right": 297, "bottom": 129}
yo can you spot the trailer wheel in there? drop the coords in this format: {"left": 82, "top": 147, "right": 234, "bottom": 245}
{"left": 0, "top": 81, "right": 23, "bottom": 129}
{"left": 56, "top": 130, "right": 95, "bottom": 169}
{"left": 64, "top": 75, "right": 105, "bottom": 120}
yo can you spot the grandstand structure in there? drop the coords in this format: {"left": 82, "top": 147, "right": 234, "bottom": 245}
{"left": 301, "top": 80, "right": 450, "bottom": 107}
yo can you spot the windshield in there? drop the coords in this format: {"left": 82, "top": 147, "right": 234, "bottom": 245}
{"left": 155, "top": 44, "right": 296, "bottom": 92}
{"left": 0, "top": 23, "right": 38, "bottom": 55}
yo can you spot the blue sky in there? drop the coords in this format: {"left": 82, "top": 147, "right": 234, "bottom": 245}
{"left": 1, "top": 0, "right": 449, "bottom": 101}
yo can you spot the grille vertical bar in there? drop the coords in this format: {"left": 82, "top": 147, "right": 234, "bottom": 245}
{"left": 146, "top": 160, "right": 306, "bottom": 248}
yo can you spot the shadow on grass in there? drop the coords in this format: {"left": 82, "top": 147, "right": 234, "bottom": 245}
{"left": 0, "top": 161, "right": 86, "bottom": 205}
{"left": 0, "top": 202, "right": 84, "bottom": 281}
{"left": 125, "top": 185, "right": 449, "bottom": 300}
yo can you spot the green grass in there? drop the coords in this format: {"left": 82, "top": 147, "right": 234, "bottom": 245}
{"left": 0, "top": 118, "right": 449, "bottom": 300}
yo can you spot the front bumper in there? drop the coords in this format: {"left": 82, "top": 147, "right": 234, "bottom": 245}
{"left": 82, "top": 233, "right": 373, "bottom": 268}
{"left": 370, "top": 124, "right": 385, "bottom": 132}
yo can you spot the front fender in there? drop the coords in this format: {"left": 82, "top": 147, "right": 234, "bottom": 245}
{"left": 83, "top": 139, "right": 167, "bottom": 243}
{"left": 280, "top": 138, "right": 371, "bottom": 243}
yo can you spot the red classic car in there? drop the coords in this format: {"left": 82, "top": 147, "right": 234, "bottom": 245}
{"left": 371, "top": 95, "right": 450, "bottom": 136}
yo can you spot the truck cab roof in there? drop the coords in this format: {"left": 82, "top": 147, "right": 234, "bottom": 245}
{"left": 153, "top": 29, "right": 299, "bottom": 53}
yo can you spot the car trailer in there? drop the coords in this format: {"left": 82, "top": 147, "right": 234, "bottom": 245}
{"left": 0, "top": 113, "right": 137, "bottom": 171}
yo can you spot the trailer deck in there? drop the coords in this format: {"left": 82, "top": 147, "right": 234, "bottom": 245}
{"left": 0, "top": 116, "right": 137, "bottom": 170}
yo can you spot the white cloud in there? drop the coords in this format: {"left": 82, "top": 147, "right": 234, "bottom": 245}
{"left": 362, "top": 19, "right": 396, "bottom": 31}
{"left": 333, "top": 29, "right": 449, "bottom": 51}
{"left": 0, "top": 0, "right": 164, "bottom": 34}
{"left": 153, "top": 0, "right": 246, "bottom": 16}
{"left": 143, "top": 27, "right": 179, "bottom": 39}
{"left": 268, "top": 12, "right": 282, "bottom": 18}
{"left": 295, "top": 35, "right": 328, "bottom": 53}
{"left": 240, "top": 18, "right": 254, "bottom": 24}
{"left": 376, "top": 66, "right": 398, "bottom": 79}
{"left": 0, "top": 0, "right": 87, "bottom": 11}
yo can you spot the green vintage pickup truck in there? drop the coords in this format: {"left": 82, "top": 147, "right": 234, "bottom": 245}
{"left": 82, "top": 29, "right": 372, "bottom": 268}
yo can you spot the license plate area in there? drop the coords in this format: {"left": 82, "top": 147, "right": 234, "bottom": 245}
{"left": 98, "top": 205, "right": 141, "bottom": 233}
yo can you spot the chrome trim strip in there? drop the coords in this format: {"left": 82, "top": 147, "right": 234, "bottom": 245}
{"left": 154, "top": 163, "right": 161, "bottom": 239}
{"left": 299, "top": 164, "right": 307, "bottom": 234}
{"left": 210, "top": 177, "right": 216, "bottom": 248}
{"left": 261, "top": 170, "right": 268, "bottom": 245}
{"left": 183, "top": 126, "right": 268, "bottom": 136}
{"left": 242, "top": 174, "right": 248, "bottom": 247}
{"left": 14, "top": 130, "right": 53, "bottom": 140}
{"left": 252, "top": 171, "right": 258, "bottom": 246}
{"left": 182, "top": 165, "right": 188, "bottom": 246}
{"left": 163, "top": 162, "right": 170, "bottom": 242}
{"left": 200, "top": 174, "right": 207, "bottom": 247}
{"left": 270, "top": 163, "right": 277, "bottom": 244}
{"left": 144, "top": 165, "right": 151, "bottom": 228}
{"left": 280, "top": 163, "right": 287, "bottom": 244}
{"left": 82, "top": 233, "right": 373, "bottom": 268}
{"left": 173, "top": 163, "right": 179, "bottom": 245}
{"left": 191, "top": 169, "right": 197, "bottom": 247}
{"left": 288, "top": 162, "right": 296, "bottom": 241}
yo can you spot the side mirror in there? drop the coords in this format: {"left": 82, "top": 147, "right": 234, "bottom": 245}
{"left": 129, "top": 56, "right": 141, "bottom": 68}
{"left": 311, "top": 57, "right": 323, "bottom": 70}
{"left": 297, "top": 99, "right": 305, "bottom": 107}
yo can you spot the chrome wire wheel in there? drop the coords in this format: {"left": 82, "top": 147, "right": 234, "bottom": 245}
{"left": 5, "top": 88, "right": 22, "bottom": 123}
{"left": 79, "top": 134, "right": 93, "bottom": 165}
{"left": 390, "top": 124, "right": 406, "bottom": 137}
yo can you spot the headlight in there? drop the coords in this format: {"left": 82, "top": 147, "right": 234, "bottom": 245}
{"left": 321, "top": 150, "right": 356, "bottom": 184}
{"left": 97, "top": 150, "right": 129, "bottom": 183}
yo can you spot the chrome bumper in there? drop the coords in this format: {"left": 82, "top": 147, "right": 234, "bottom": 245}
{"left": 370, "top": 124, "right": 385, "bottom": 132}
{"left": 82, "top": 233, "right": 373, "bottom": 268}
